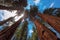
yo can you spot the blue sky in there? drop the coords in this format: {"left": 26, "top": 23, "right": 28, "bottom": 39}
{"left": 26, "top": 18, "right": 34, "bottom": 37}
{"left": 26, "top": 0, "right": 60, "bottom": 12}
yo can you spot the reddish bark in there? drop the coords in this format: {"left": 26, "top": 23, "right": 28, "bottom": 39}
{"left": 31, "top": 16, "right": 57, "bottom": 40}
{"left": 34, "top": 20, "right": 57, "bottom": 40}
{"left": 42, "top": 14, "right": 60, "bottom": 23}
{"left": 38, "top": 14, "right": 60, "bottom": 33}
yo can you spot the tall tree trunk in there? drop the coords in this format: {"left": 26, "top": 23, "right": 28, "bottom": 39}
{"left": 19, "top": 21, "right": 28, "bottom": 40}
{"left": 38, "top": 13, "right": 60, "bottom": 33}
{"left": 30, "top": 16, "right": 57, "bottom": 40}
{"left": 0, "top": 18, "right": 23, "bottom": 40}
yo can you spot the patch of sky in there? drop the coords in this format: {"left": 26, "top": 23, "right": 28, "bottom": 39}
{"left": 0, "top": 10, "right": 17, "bottom": 21}
{"left": 53, "top": 0, "right": 60, "bottom": 8}
{"left": 25, "top": 0, "right": 35, "bottom": 10}
{"left": 38, "top": 0, "right": 54, "bottom": 12}
{"left": 0, "top": 16, "right": 2, "bottom": 21}
{"left": 25, "top": 0, "right": 60, "bottom": 12}
{"left": 27, "top": 0, "right": 34, "bottom": 5}
{"left": 0, "top": 26, "right": 4, "bottom": 31}
{"left": 28, "top": 21, "right": 33, "bottom": 36}
{"left": 38, "top": 0, "right": 60, "bottom": 12}
{"left": 33, "top": 0, "right": 40, "bottom": 5}
{"left": 0, "top": 25, "right": 7, "bottom": 31}
{"left": 0, "top": 10, "right": 4, "bottom": 21}
{"left": 25, "top": 0, "right": 60, "bottom": 13}
{"left": 26, "top": 18, "right": 34, "bottom": 37}
{"left": 25, "top": 4, "right": 30, "bottom": 10}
